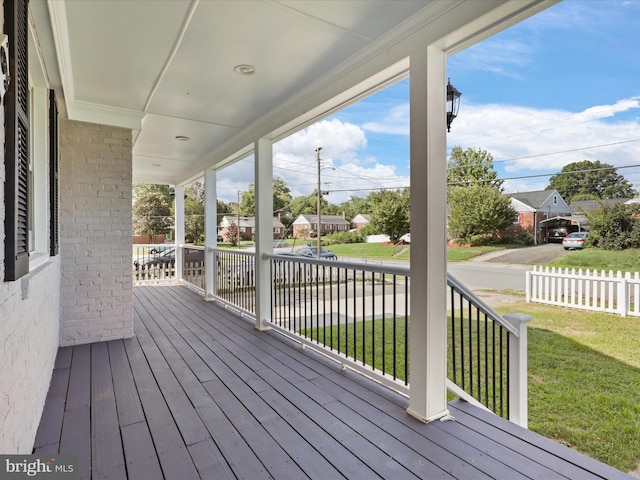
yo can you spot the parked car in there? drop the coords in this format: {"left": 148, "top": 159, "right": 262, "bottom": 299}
{"left": 217, "top": 234, "right": 223, "bottom": 242}
{"left": 134, "top": 248, "right": 204, "bottom": 270}
{"left": 148, "top": 245, "right": 173, "bottom": 255}
{"left": 547, "top": 227, "right": 569, "bottom": 243}
{"left": 296, "top": 246, "right": 337, "bottom": 259}
{"left": 562, "top": 231, "right": 589, "bottom": 250}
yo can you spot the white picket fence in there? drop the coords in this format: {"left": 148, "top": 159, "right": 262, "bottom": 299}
{"left": 526, "top": 266, "right": 640, "bottom": 317}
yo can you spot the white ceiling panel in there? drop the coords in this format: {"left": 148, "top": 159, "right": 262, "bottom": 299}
{"left": 147, "top": 0, "right": 371, "bottom": 127}
{"left": 64, "top": 1, "right": 192, "bottom": 109}
{"left": 32, "top": 0, "right": 556, "bottom": 185}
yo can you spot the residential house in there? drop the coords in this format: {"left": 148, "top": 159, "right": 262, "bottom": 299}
{"left": 507, "top": 190, "right": 573, "bottom": 244}
{"left": 1, "top": 2, "right": 627, "bottom": 479}
{"left": 351, "top": 213, "right": 371, "bottom": 231}
{"left": 219, "top": 215, "right": 285, "bottom": 241}
{"left": 570, "top": 198, "right": 632, "bottom": 215}
{"left": 292, "top": 214, "right": 351, "bottom": 239}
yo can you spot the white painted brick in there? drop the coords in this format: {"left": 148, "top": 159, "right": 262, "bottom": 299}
{"left": 59, "top": 120, "right": 134, "bottom": 347}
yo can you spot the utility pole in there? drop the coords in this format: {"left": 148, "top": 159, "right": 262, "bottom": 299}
{"left": 316, "top": 147, "right": 322, "bottom": 259}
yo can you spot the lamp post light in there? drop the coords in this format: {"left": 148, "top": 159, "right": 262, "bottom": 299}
{"left": 446, "top": 78, "right": 461, "bottom": 132}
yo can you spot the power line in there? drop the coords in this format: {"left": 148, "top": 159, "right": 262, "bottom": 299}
{"left": 490, "top": 138, "right": 640, "bottom": 164}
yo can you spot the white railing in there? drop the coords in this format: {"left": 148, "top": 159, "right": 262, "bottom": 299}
{"left": 526, "top": 266, "right": 640, "bottom": 317}
{"left": 133, "top": 243, "right": 177, "bottom": 285}
{"left": 133, "top": 243, "right": 530, "bottom": 426}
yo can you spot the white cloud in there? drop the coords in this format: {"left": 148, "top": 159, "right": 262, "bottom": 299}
{"left": 362, "top": 104, "right": 409, "bottom": 135}
{"left": 217, "top": 118, "right": 408, "bottom": 204}
{"left": 448, "top": 97, "right": 640, "bottom": 185}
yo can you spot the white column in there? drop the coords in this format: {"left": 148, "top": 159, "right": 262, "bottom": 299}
{"left": 254, "top": 139, "right": 274, "bottom": 330}
{"left": 204, "top": 168, "right": 217, "bottom": 300}
{"left": 175, "top": 184, "right": 186, "bottom": 281}
{"left": 407, "top": 46, "right": 449, "bottom": 423}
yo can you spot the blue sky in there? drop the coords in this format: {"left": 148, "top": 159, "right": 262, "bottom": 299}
{"left": 218, "top": 0, "right": 640, "bottom": 204}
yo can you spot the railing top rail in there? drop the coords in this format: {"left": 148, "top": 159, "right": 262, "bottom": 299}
{"left": 447, "top": 271, "right": 519, "bottom": 337}
{"left": 179, "top": 244, "right": 205, "bottom": 250}
{"left": 133, "top": 243, "right": 176, "bottom": 248}
{"left": 262, "top": 252, "right": 410, "bottom": 277}
{"left": 209, "top": 247, "right": 255, "bottom": 258}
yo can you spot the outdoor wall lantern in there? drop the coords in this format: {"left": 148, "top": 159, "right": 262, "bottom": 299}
{"left": 447, "top": 78, "right": 461, "bottom": 132}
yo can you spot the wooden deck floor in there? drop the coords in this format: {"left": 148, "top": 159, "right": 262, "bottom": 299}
{"left": 33, "top": 285, "right": 631, "bottom": 479}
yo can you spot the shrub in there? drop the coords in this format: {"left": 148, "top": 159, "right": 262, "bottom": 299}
{"left": 586, "top": 203, "right": 640, "bottom": 250}
{"left": 323, "top": 231, "right": 363, "bottom": 245}
{"left": 518, "top": 232, "right": 535, "bottom": 246}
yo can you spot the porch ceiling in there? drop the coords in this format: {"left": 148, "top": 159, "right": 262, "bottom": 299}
{"left": 30, "top": 0, "right": 556, "bottom": 186}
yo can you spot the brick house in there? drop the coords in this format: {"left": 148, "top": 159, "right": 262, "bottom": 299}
{"left": 350, "top": 213, "right": 371, "bottom": 231}
{"left": 292, "top": 214, "right": 351, "bottom": 239}
{"left": 506, "top": 189, "right": 572, "bottom": 244}
{"left": 219, "top": 215, "right": 285, "bottom": 241}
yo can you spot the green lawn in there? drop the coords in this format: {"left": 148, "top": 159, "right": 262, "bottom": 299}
{"left": 549, "top": 247, "right": 640, "bottom": 272}
{"left": 312, "top": 301, "right": 640, "bottom": 473}
{"left": 323, "top": 242, "right": 511, "bottom": 262}
{"left": 327, "top": 242, "right": 410, "bottom": 259}
{"left": 498, "top": 302, "right": 640, "bottom": 473}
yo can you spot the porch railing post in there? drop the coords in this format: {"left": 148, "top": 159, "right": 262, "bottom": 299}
{"left": 175, "top": 185, "right": 186, "bottom": 281}
{"left": 204, "top": 167, "right": 217, "bottom": 300}
{"left": 254, "top": 138, "right": 273, "bottom": 331}
{"left": 505, "top": 312, "right": 532, "bottom": 428}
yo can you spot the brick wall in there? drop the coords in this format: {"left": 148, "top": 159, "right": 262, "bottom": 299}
{"left": 59, "top": 120, "right": 134, "bottom": 346}
{"left": 0, "top": 259, "right": 61, "bottom": 453}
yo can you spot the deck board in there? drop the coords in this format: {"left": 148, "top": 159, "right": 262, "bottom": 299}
{"left": 33, "top": 284, "right": 633, "bottom": 479}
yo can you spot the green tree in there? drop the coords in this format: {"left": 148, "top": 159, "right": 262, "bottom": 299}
{"left": 585, "top": 202, "right": 640, "bottom": 250}
{"left": 448, "top": 185, "right": 517, "bottom": 242}
{"left": 240, "top": 177, "right": 293, "bottom": 215}
{"left": 288, "top": 192, "right": 329, "bottom": 216}
{"left": 133, "top": 192, "right": 172, "bottom": 241}
{"left": 446, "top": 147, "right": 515, "bottom": 242}
{"left": 368, "top": 189, "right": 410, "bottom": 243}
{"left": 339, "top": 195, "right": 373, "bottom": 220}
{"left": 447, "top": 146, "right": 503, "bottom": 190}
{"left": 547, "top": 160, "right": 636, "bottom": 203}
{"left": 133, "top": 183, "right": 173, "bottom": 205}
{"left": 184, "top": 182, "right": 205, "bottom": 244}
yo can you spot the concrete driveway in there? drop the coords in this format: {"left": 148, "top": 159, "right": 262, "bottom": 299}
{"left": 473, "top": 243, "right": 571, "bottom": 265}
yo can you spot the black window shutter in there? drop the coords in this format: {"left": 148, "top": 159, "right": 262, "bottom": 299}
{"left": 4, "top": 0, "right": 30, "bottom": 281}
{"left": 49, "top": 89, "right": 59, "bottom": 256}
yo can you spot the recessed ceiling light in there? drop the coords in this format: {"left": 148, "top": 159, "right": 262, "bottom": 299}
{"left": 175, "top": 135, "right": 190, "bottom": 141}
{"left": 151, "top": 163, "right": 161, "bottom": 167}
{"left": 234, "top": 64, "right": 256, "bottom": 75}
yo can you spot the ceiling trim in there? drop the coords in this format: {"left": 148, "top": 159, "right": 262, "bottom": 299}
{"left": 67, "top": 100, "right": 145, "bottom": 131}
{"left": 47, "top": 0, "right": 75, "bottom": 115}
{"left": 48, "top": 0, "right": 145, "bottom": 130}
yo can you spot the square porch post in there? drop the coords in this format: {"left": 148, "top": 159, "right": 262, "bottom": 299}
{"left": 407, "top": 46, "right": 449, "bottom": 423}
{"left": 254, "top": 139, "right": 274, "bottom": 330}
{"left": 175, "top": 184, "right": 186, "bottom": 281}
{"left": 204, "top": 167, "right": 217, "bottom": 300}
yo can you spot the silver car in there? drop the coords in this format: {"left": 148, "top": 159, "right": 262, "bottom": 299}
{"left": 562, "top": 232, "right": 589, "bottom": 250}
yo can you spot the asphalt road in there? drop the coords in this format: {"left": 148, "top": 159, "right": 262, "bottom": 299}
{"left": 448, "top": 243, "right": 569, "bottom": 292}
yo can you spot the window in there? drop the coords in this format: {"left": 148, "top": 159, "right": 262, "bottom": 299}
{"left": 553, "top": 195, "right": 558, "bottom": 205}
{"left": 4, "top": 0, "right": 58, "bottom": 281}
{"left": 4, "top": 0, "right": 30, "bottom": 281}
